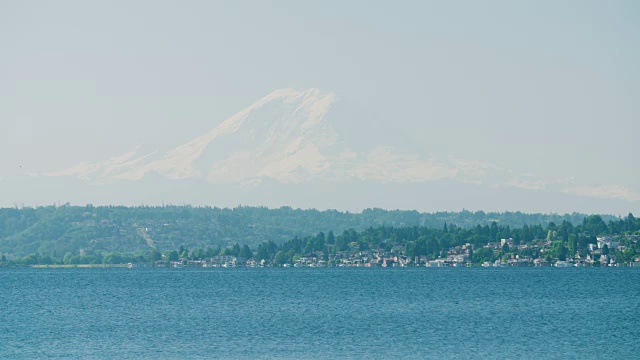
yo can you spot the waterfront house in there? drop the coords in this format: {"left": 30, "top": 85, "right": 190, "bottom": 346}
{"left": 427, "top": 259, "right": 447, "bottom": 267}
{"left": 382, "top": 258, "right": 395, "bottom": 267}
{"left": 447, "top": 254, "right": 467, "bottom": 264}
{"left": 501, "top": 238, "right": 514, "bottom": 248}
{"left": 597, "top": 237, "right": 619, "bottom": 249}
{"left": 533, "top": 258, "right": 549, "bottom": 267}
{"left": 245, "top": 259, "right": 258, "bottom": 268}
{"left": 210, "top": 255, "right": 237, "bottom": 267}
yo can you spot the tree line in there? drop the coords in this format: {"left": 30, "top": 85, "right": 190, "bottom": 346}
{"left": 2, "top": 213, "right": 637, "bottom": 266}
{"left": 0, "top": 204, "right": 618, "bottom": 257}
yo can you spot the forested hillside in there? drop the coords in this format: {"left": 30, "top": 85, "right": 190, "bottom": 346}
{"left": 0, "top": 204, "right": 619, "bottom": 257}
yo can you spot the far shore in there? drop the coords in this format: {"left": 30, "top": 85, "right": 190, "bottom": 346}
{"left": 28, "top": 264, "right": 130, "bottom": 269}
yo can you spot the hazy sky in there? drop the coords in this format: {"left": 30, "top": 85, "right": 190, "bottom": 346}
{"left": 1, "top": 0, "right": 638, "bottom": 211}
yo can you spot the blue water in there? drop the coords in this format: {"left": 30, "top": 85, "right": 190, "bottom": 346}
{"left": 1, "top": 268, "right": 639, "bottom": 359}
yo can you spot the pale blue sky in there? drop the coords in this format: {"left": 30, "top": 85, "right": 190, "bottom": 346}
{"left": 1, "top": 0, "right": 638, "bottom": 211}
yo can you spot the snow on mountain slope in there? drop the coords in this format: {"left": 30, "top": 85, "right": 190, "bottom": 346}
{"left": 47, "top": 144, "right": 158, "bottom": 181}
{"left": 116, "top": 87, "right": 338, "bottom": 182}
{"left": 39, "top": 87, "right": 640, "bottom": 206}
{"left": 49, "top": 88, "right": 343, "bottom": 182}
{"left": 47, "top": 88, "right": 472, "bottom": 186}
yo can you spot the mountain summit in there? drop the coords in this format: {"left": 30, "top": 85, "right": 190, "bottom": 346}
{"left": 42, "top": 88, "right": 639, "bottom": 213}
{"left": 50, "top": 88, "right": 343, "bottom": 184}
{"left": 49, "top": 88, "right": 455, "bottom": 185}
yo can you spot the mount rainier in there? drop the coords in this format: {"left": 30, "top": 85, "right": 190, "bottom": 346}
{"left": 31, "top": 87, "right": 636, "bottom": 213}
{"left": 49, "top": 88, "right": 457, "bottom": 186}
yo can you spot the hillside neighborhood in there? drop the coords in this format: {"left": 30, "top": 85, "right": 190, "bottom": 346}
{"left": 150, "top": 234, "right": 640, "bottom": 269}
{"left": 3, "top": 212, "right": 639, "bottom": 269}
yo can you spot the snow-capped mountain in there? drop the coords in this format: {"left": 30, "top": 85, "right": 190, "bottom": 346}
{"left": 43, "top": 87, "right": 640, "bottom": 212}
{"left": 48, "top": 88, "right": 457, "bottom": 185}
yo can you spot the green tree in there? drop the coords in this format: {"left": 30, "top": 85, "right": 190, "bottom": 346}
{"left": 239, "top": 245, "right": 252, "bottom": 258}
{"left": 256, "top": 243, "right": 270, "bottom": 261}
{"left": 474, "top": 247, "right": 494, "bottom": 263}
{"left": 232, "top": 243, "right": 241, "bottom": 257}
{"left": 22, "top": 253, "right": 39, "bottom": 265}
{"left": 63, "top": 252, "right": 74, "bottom": 264}
{"left": 274, "top": 251, "right": 288, "bottom": 266}
{"left": 550, "top": 241, "right": 568, "bottom": 261}
{"left": 150, "top": 248, "right": 162, "bottom": 261}
{"left": 192, "top": 248, "right": 205, "bottom": 260}
{"left": 326, "top": 231, "right": 335, "bottom": 244}
{"left": 568, "top": 235, "right": 577, "bottom": 255}
{"left": 205, "top": 246, "right": 218, "bottom": 258}
{"left": 167, "top": 250, "right": 179, "bottom": 262}
{"left": 103, "top": 253, "right": 124, "bottom": 264}
{"left": 304, "top": 242, "right": 314, "bottom": 254}
{"left": 39, "top": 254, "right": 54, "bottom": 265}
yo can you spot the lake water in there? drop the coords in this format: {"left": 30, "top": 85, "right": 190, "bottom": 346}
{"left": 1, "top": 268, "right": 639, "bottom": 359}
